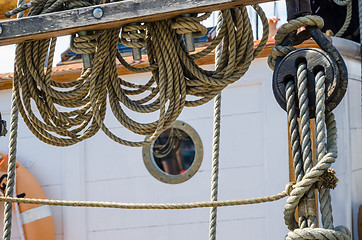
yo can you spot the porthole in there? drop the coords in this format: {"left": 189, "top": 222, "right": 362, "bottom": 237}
{"left": 142, "top": 121, "right": 203, "bottom": 184}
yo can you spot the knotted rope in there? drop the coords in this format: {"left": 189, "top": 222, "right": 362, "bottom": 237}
{"left": 267, "top": 15, "right": 324, "bottom": 70}
{"left": 283, "top": 63, "right": 351, "bottom": 240}
{"left": 331, "top": 0, "right": 353, "bottom": 37}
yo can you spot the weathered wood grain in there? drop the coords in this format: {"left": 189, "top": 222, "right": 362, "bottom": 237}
{"left": 0, "top": 0, "right": 275, "bottom": 46}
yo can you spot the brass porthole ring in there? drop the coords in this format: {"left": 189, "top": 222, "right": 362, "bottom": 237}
{"left": 142, "top": 120, "right": 203, "bottom": 184}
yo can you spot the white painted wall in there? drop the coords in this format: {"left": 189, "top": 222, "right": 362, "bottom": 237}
{"left": 0, "top": 40, "right": 359, "bottom": 240}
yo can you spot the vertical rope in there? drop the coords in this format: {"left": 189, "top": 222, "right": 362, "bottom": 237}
{"left": 2, "top": 1, "right": 23, "bottom": 237}
{"left": 2, "top": 93, "right": 19, "bottom": 240}
{"left": 296, "top": 62, "right": 317, "bottom": 229}
{"left": 208, "top": 10, "right": 223, "bottom": 240}
{"left": 286, "top": 81, "right": 304, "bottom": 183}
{"left": 315, "top": 70, "right": 334, "bottom": 230}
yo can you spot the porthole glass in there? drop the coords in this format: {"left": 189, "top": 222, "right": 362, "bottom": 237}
{"left": 142, "top": 121, "right": 203, "bottom": 184}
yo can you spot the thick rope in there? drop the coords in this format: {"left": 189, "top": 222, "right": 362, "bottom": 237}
{"left": 333, "top": 0, "right": 352, "bottom": 37}
{"left": 267, "top": 15, "right": 324, "bottom": 70}
{"left": 208, "top": 11, "right": 223, "bottom": 240}
{"left": 296, "top": 62, "right": 317, "bottom": 229}
{"left": 0, "top": 190, "right": 288, "bottom": 209}
{"left": 7, "top": 3, "right": 269, "bottom": 148}
{"left": 284, "top": 67, "right": 351, "bottom": 239}
{"left": 2, "top": 0, "right": 24, "bottom": 236}
{"left": 2, "top": 95, "right": 19, "bottom": 240}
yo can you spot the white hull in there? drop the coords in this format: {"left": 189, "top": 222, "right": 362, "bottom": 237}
{"left": 0, "top": 37, "right": 360, "bottom": 240}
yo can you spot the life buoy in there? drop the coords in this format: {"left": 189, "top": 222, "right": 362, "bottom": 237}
{"left": 0, "top": 152, "right": 55, "bottom": 240}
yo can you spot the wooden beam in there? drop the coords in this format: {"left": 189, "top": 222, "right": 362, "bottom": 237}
{"left": 0, "top": 0, "right": 275, "bottom": 46}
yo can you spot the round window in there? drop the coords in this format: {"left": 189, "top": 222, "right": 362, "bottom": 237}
{"left": 142, "top": 121, "right": 203, "bottom": 184}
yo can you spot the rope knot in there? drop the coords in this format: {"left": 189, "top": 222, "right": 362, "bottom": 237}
{"left": 171, "top": 15, "right": 207, "bottom": 37}
{"left": 120, "top": 23, "right": 147, "bottom": 49}
{"left": 286, "top": 226, "right": 352, "bottom": 240}
{"left": 268, "top": 15, "right": 324, "bottom": 71}
{"left": 285, "top": 182, "right": 295, "bottom": 196}
{"left": 318, "top": 168, "right": 338, "bottom": 189}
{"left": 70, "top": 32, "right": 99, "bottom": 55}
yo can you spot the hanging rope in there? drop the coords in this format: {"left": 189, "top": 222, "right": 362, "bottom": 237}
{"left": 332, "top": 0, "right": 353, "bottom": 37}
{"left": 283, "top": 63, "right": 351, "bottom": 240}
{"left": 2, "top": 1, "right": 24, "bottom": 239}
{"left": 6, "top": 2, "right": 269, "bottom": 148}
{"left": 208, "top": 10, "right": 224, "bottom": 240}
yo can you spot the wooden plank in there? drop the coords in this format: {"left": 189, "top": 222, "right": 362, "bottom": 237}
{"left": 0, "top": 0, "right": 275, "bottom": 46}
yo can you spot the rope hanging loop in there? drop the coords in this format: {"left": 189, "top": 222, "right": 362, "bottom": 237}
{"left": 272, "top": 47, "right": 340, "bottom": 118}
{"left": 268, "top": 16, "right": 348, "bottom": 115}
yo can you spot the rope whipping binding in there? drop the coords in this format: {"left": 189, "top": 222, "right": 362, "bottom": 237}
{"left": 6, "top": 2, "right": 269, "bottom": 148}
{"left": 268, "top": 13, "right": 352, "bottom": 240}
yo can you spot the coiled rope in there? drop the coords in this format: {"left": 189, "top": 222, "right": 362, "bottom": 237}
{"left": 7, "top": 2, "right": 269, "bottom": 148}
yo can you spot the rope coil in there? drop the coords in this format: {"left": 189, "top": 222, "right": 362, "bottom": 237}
{"left": 9, "top": 3, "right": 269, "bottom": 148}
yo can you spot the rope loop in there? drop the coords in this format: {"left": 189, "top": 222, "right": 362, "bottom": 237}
{"left": 11, "top": 3, "right": 269, "bottom": 147}
{"left": 268, "top": 15, "right": 324, "bottom": 70}
{"left": 286, "top": 226, "right": 352, "bottom": 240}
{"left": 171, "top": 14, "right": 208, "bottom": 37}
{"left": 120, "top": 23, "right": 147, "bottom": 49}
{"left": 70, "top": 32, "right": 99, "bottom": 55}
{"left": 333, "top": 0, "right": 351, "bottom": 6}
{"left": 274, "top": 15, "right": 324, "bottom": 46}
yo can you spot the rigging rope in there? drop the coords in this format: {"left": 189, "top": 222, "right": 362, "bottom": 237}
{"left": 208, "top": 10, "right": 223, "bottom": 240}
{"left": 0, "top": 189, "right": 288, "bottom": 209}
{"left": 7, "top": 2, "right": 269, "bottom": 148}
{"left": 282, "top": 55, "right": 351, "bottom": 240}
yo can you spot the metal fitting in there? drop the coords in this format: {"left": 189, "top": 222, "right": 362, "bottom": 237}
{"left": 93, "top": 8, "right": 103, "bottom": 19}
{"left": 182, "top": 14, "right": 195, "bottom": 52}
{"left": 129, "top": 22, "right": 142, "bottom": 61}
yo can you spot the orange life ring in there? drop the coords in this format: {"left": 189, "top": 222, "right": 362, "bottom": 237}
{"left": 0, "top": 152, "right": 55, "bottom": 240}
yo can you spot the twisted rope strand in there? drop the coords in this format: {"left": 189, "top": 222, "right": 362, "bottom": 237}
{"left": 0, "top": 191, "right": 288, "bottom": 209}
{"left": 209, "top": 11, "right": 223, "bottom": 240}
